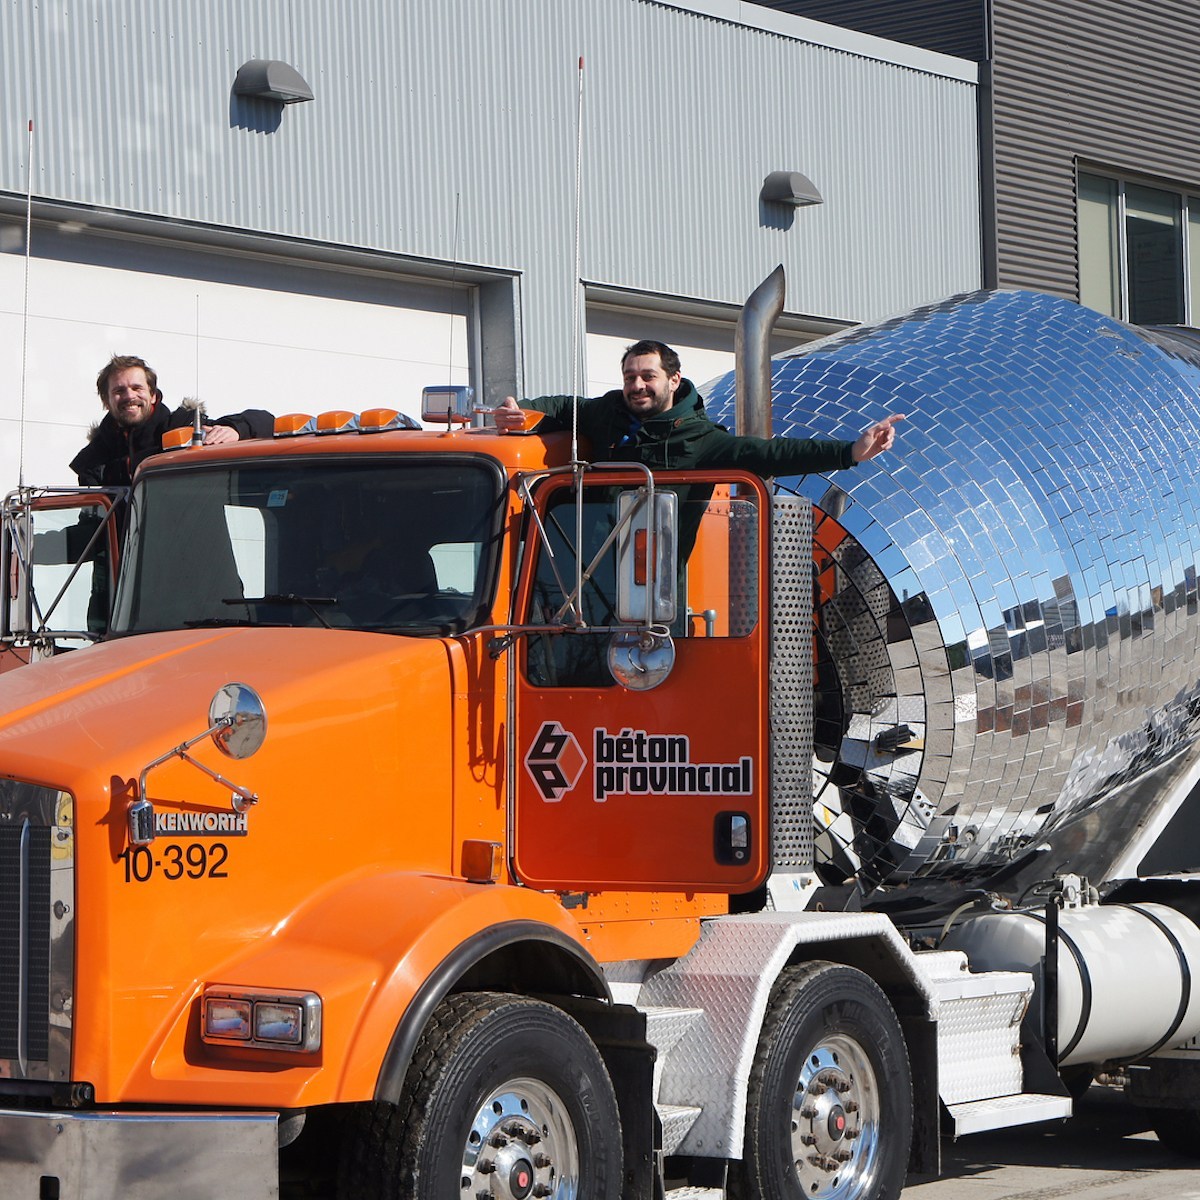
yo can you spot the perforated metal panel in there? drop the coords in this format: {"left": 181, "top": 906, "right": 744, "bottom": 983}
{"left": 727, "top": 499, "right": 760, "bottom": 639}
{"left": 768, "top": 497, "right": 814, "bottom": 869}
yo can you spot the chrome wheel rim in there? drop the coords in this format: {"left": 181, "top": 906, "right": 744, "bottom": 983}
{"left": 461, "top": 1077, "right": 580, "bottom": 1199}
{"left": 790, "top": 1033, "right": 882, "bottom": 1199}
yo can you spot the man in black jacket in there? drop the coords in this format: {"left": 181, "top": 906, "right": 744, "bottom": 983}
{"left": 491, "top": 340, "right": 902, "bottom": 472}
{"left": 70, "top": 355, "right": 275, "bottom": 486}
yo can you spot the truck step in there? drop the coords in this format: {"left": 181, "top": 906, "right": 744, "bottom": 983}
{"left": 642, "top": 1004, "right": 705, "bottom": 1056}
{"left": 641, "top": 1003, "right": 706, "bottom": 1102}
{"left": 947, "top": 1093, "right": 1072, "bottom": 1135}
{"left": 916, "top": 955, "right": 1036, "bottom": 1106}
{"left": 658, "top": 1103, "right": 704, "bottom": 1156}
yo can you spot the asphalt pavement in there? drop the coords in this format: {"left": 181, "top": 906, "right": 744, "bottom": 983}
{"left": 902, "top": 1085, "right": 1200, "bottom": 1199}
{"left": 280, "top": 1085, "right": 1200, "bottom": 1198}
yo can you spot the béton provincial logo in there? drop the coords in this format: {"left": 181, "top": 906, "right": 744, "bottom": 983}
{"left": 524, "top": 721, "right": 587, "bottom": 802}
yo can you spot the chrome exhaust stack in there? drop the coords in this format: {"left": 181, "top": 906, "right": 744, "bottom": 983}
{"left": 734, "top": 265, "right": 786, "bottom": 438}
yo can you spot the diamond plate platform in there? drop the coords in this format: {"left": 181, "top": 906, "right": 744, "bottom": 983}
{"left": 948, "top": 1093, "right": 1072, "bottom": 1136}
{"left": 634, "top": 910, "right": 941, "bottom": 1158}
{"left": 644, "top": 1005, "right": 705, "bottom": 1093}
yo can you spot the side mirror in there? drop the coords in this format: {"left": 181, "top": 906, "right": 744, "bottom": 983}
{"left": 209, "top": 682, "right": 268, "bottom": 759}
{"left": 130, "top": 682, "right": 267, "bottom": 845}
{"left": 608, "top": 629, "right": 676, "bottom": 691}
{"left": 615, "top": 488, "right": 677, "bottom": 625}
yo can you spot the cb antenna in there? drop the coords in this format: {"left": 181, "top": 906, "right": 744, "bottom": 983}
{"left": 570, "top": 55, "right": 584, "bottom": 466}
{"left": 192, "top": 293, "right": 204, "bottom": 445}
{"left": 448, "top": 190, "right": 461, "bottom": 431}
{"left": 570, "top": 56, "right": 586, "bottom": 623}
{"left": 18, "top": 119, "right": 34, "bottom": 488}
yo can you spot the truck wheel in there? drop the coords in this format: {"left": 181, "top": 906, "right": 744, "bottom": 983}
{"left": 1150, "top": 1108, "right": 1200, "bottom": 1158}
{"left": 339, "top": 991, "right": 622, "bottom": 1200}
{"left": 730, "top": 961, "right": 912, "bottom": 1200}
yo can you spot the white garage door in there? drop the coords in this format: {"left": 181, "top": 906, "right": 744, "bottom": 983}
{"left": 585, "top": 303, "right": 817, "bottom": 411}
{"left": 586, "top": 310, "right": 735, "bottom": 401}
{"left": 0, "top": 217, "right": 470, "bottom": 493}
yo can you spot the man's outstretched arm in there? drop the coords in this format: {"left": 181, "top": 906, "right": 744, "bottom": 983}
{"left": 851, "top": 413, "right": 905, "bottom": 463}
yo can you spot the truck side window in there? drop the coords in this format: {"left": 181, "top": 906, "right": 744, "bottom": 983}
{"left": 680, "top": 483, "right": 760, "bottom": 639}
{"left": 523, "top": 480, "right": 760, "bottom": 688}
{"left": 25, "top": 503, "right": 110, "bottom": 638}
{"left": 525, "top": 485, "right": 621, "bottom": 688}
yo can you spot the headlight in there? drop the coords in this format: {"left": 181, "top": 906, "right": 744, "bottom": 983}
{"left": 201, "top": 986, "right": 321, "bottom": 1053}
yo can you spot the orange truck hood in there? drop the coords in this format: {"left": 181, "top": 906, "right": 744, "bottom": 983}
{"left": 0, "top": 626, "right": 482, "bottom": 1106}
{"left": 0, "top": 626, "right": 449, "bottom": 789}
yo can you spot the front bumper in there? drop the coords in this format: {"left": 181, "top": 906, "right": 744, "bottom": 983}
{"left": 0, "top": 1107, "right": 278, "bottom": 1199}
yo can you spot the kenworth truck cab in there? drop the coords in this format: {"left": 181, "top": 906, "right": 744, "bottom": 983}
{"left": 7, "top": 275, "right": 1200, "bottom": 1200}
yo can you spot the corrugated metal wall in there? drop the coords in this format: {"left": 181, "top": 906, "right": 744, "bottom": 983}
{"left": 989, "top": 1, "right": 1200, "bottom": 298}
{"left": 744, "top": 1, "right": 987, "bottom": 61}
{"left": 0, "top": 0, "right": 980, "bottom": 393}
{"left": 751, "top": 0, "right": 1200, "bottom": 302}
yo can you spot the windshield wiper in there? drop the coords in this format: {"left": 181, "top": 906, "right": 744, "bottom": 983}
{"left": 387, "top": 622, "right": 460, "bottom": 637}
{"left": 183, "top": 617, "right": 266, "bottom": 628}
{"left": 226, "top": 594, "right": 338, "bottom": 629}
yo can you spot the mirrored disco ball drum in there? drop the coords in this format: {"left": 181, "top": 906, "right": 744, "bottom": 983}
{"left": 706, "top": 290, "right": 1200, "bottom": 895}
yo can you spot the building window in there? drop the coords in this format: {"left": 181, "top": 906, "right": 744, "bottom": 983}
{"left": 1125, "top": 184, "right": 1183, "bottom": 325}
{"left": 1078, "top": 175, "right": 1120, "bottom": 316}
{"left": 1078, "top": 172, "right": 1200, "bottom": 326}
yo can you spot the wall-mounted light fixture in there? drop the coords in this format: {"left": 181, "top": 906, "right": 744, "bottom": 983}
{"left": 233, "top": 59, "right": 314, "bottom": 104}
{"left": 760, "top": 171, "right": 823, "bottom": 207}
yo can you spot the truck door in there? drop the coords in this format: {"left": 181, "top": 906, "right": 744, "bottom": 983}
{"left": 512, "top": 470, "right": 771, "bottom": 892}
{"left": 1, "top": 489, "right": 122, "bottom": 670}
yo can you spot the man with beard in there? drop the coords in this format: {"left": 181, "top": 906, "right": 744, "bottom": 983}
{"left": 490, "top": 339, "right": 902, "bottom": 472}
{"left": 494, "top": 340, "right": 902, "bottom": 686}
{"left": 70, "top": 355, "right": 275, "bottom": 486}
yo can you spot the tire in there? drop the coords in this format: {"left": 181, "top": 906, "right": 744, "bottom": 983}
{"left": 338, "top": 991, "right": 623, "bottom": 1200}
{"left": 730, "top": 961, "right": 912, "bottom": 1200}
{"left": 1150, "top": 1107, "right": 1200, "bottom": 1158}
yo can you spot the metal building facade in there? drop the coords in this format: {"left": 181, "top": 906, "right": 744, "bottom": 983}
{"left": 987, "top": 0, "right": 1200, "bottom": 298}
{"left": 0, "top": 0, "right": 979, "bottom": 412}
{"left": 758, "top": 0, "right": 1200, "bottom": 299}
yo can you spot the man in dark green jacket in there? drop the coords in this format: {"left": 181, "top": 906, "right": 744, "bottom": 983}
{"left": 492, "top": 339, "right": 902, "bottom": 472}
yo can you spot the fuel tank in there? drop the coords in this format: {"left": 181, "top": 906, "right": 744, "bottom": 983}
{"left": 706, "top": 290, "right": 1200, "bottom": 895}
{"left": 941, "top": 902, "right": 1200, "bottom": 1067}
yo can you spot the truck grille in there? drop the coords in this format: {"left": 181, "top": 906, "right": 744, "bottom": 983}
{"left": 0, "top": 822, "right": 51, "bottom": 1061}
{"left": 0, "top": 782, "right": 73, "bottom": 1081}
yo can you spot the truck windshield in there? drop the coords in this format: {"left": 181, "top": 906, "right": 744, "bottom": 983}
{"left": 109, "top": 456, "right": 505, "bottom": 636}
